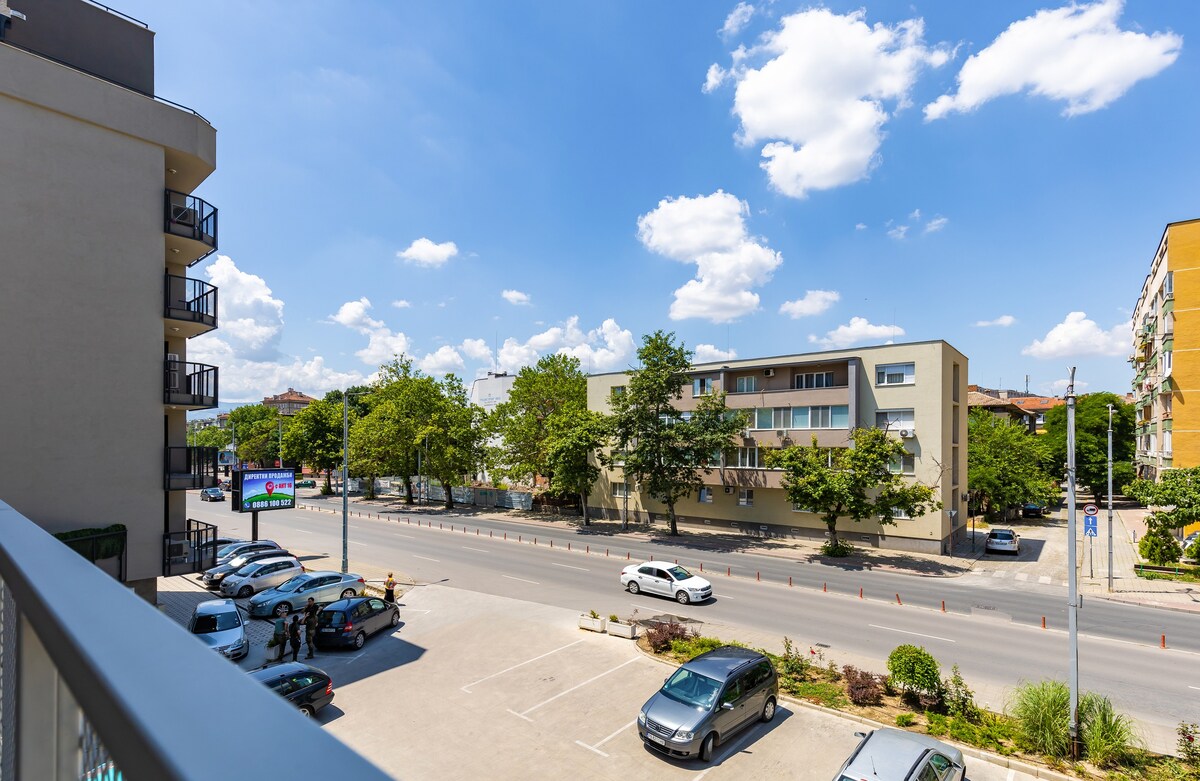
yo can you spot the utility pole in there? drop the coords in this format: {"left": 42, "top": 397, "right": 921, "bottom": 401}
{"left": 1107, "top": 404, "right": 1115, "bottom": 593}
{"left": 1065, "top": 368, "right": 1081, "bottom": 759}
{"left": 342, "top": 392, "right": 350, "bottom": 574}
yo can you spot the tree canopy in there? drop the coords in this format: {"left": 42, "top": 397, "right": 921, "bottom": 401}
{"left": 228, "top": 404, "right": 281, "bottom": 467}
{"left": 966, "top": 409, "right": 1057, "bottom": 519}
{"left": 281, "top": 398, "right": 343, "bottom": 491}
{"left": 1042, "top": 393, "right": 1135, "bottom": 500}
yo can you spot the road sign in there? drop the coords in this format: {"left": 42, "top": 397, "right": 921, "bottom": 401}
{"left": 1084, "top": 525, "right": 1098, "bottom": 538}
{"left": 1084, "top": 516, "right": 1098, "bottom": 536}
{"left": 1083, "top": 503, "right": 1098, "bottom": 516}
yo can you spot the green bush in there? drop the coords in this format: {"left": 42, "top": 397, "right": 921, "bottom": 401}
{"left": 1140, "top": 523, "right": 1182, "bottom": 565}
{"left": 887, "top": 645, "right": 942, "bottom": 699}
{"left": 1179, "top": 722, "right": 1200, "bottom": 765}
{"left": 821, "top": 538, "right": 855, "bottom": 557}
{"left": 645, "top": 621, "right": 692, "bottom": 653}
{"left": 777, "top": 637, "right": 813, "bottom": 680}
{"left": 670, "top": 635, "right": 729, "bottom": 660}
{"left": 786, "top": 680, "right": 846, "bottom": 708}
{"left": 55, "top": 524, "right": 126, "bottom": 561}
{"left": 1186, "top": 540, "right": 1200, "bottom": 561}
{"left": 926, "top": 712, "right": 948, "bottom": 737}
{"left": 1080, "top": 694, "right": 1139, "bottom": 768}
{"left": 942, "top": 665, "right": 980, "bottom": 722}
{"left": 1010, "top": 679, "right": 1071, "bottom": 757}
{"left": 895, "top": 713, "right": 916, "bottom": 728}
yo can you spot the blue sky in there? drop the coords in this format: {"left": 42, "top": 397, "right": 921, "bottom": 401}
{"left": 122, "top": 0, "right": 1198, "bottom": 405}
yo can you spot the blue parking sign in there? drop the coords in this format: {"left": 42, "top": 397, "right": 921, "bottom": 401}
{"left": 1084, "top": 516, "right": 1098, "bottom": 537}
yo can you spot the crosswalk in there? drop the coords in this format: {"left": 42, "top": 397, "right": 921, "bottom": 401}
{"left": 967, "top": 569, "right": 1067, "bottom": 587}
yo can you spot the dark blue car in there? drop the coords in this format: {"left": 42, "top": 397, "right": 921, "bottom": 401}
{"left": 314, "top": 597, "right": 399, "bottom": 650}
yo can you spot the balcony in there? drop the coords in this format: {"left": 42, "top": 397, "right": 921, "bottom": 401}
{"left": 164, "top": 189, "right": 218, "bottom": 265}
{"left": 164, "top": 273, "right": 218, "bottom": 337}
{"left": 0, "top": 499, "right": 391, "bottom": 780}
{"left": 165, "top": 359, "right": 218, "bottom": 409}
{"left": 163, "top": 518, "right": 218, "bottom": 576}
{"left": 165, "top": 446, "right": 218, "bottom": 490}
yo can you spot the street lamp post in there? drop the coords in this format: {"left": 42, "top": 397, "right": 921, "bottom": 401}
{"left": 1065, "top": 368, "right": 1080, "bottom": 759}
{"left": 1107, "top": 404, "right": 1115, "bottom": 593}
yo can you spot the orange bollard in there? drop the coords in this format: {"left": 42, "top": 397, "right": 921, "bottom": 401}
{"left": 450, "top": 525, "right": 453, "bottom": 532}
{"left": 896, "top": 593, "right": 902, "bottom": 605}
{"left": 606, "top": 548, "right": 609, "bottom": 557}
{"left": 1042, "top": 616, "right": 1046, "bottom": 629}
{"left": 568, "top": 542, "right": 571, "bottom": 551}
{"left": 727, "top": 567, "right": 731, "bottom": 577}
{"left": 941, "top": 600, "right": 946, "bottom": 613}
{"left": 586, "top": 545, "right": 589, "bottom": 554}
{"left": 1162, "top": 634, "right": 1167, "bottom": 649}
{"left": 518, "top": 535, "right": 522, "bottom": 543}
{"left": 788, "top": 576, "right": 793, "bottom": 587}
{"left": 490, "top": 530, "right": 493, "bottom": 538}
{"left": 627, "top": 552, "right": 630, "bottom": 560}
{"left": 535, "top": 538, "right": 538, "bottom": 545}
{"left": 675, "top": 559, "right": 678, "bottom": 565}
{"left": 476, "top": 528, "right": 479, "bottom": 535}
{"left": 756, "top": 571, "right": 761, "bottom": 581}
{"left": 549, "top": 539, "right": 553, "bottom": 548}
{"left": 699, "top": 563, "right": 703, "bottom": 572}
{"left": 823, "top": 582, "right": 827, "bottom": 593}
{"left": 440, "top": 523, "right": 443, "bottom": 530}
{"left": 859, "top": 587, "right": 863, "bottom": 599}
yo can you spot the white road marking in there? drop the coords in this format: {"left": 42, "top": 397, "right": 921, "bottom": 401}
{"left": 461, "top": 640, "right": 585, "bottom": 692}
{"left": 399, "top": 608, "right": 431, "bottom": 613}
{"left": 462, "top": 546, "right": 488, "bottom": 553}
{"left": 1038, "top": 576, "right": 1052, "bottom": 584}
{"left": 574, "top": 740, "right": 608, "bottom": 757}
{"left": 1189, "top": 685, "right": 1200, "bottom": 690}
{"left": 992, "top": 571, "right": 1006, "bottom": 578}
{"left": 519, "top": 658, "right": 640, "bottom": 717}
{"left": 631, "top": 603, "right": 660, "bottom": 613}
{"left": 1007, "top": 769, "right": 1015, "bottom": 781}
{"left": 350, "top": 541, "right": 367, "bottom": 546}
{"left": 552, "top": 562, "right": 589, "bottom": 572}
{"left": 394, "top": 533, "right": 415, "bottom": 539}
{"left": 594, "top": 718, "right": 638, "bottom": 749}
{"left": 716, "top": 594, "right": 733, "bottom": 599}
{"left": 506, "top": 709, "right": 534, "bottom": 722}
{"left": 291, "top": 529, "right": 313, "bottom": 534}
{"left": 868, "top": 624, "right": 956, "bottom": 643}
{"left": 413, "top": 554, "right": 440, "bottom": 563}
{"left": 1015, "top": 573, "right": 1028, "bottom": 581}
{"left": 502, "top": 574, "right": 540, "bottom": 585}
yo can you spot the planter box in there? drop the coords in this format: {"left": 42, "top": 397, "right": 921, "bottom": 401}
{"left": 578, "top": 615, "right": 607, "bottom": 632}
{"left": 607, "top": 621, "right": 637, "bottom": 639}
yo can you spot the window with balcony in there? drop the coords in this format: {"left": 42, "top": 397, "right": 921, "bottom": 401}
{"left": 791, "top": 405, "right": 849, "bottom": 428}
{"left": 698, "top": 487, "right": 714, "bottom": 503}
{"left": 1164, "top": 350, "right": 1173, "bottom": 377}
{"left": 792, "top": 503, "right": 818, "bottom": 513}
{"left": 794, "top": 371, "right": 835, "bottom": 389}
{"left": 876, "top": 362, "right": 914, "bottom": 385}
{"left": 693, "top": 377, "right": 714, "bottom": 397}
{"left": 735, "top": 376, "right": 757, "bottom": 393}
{"left": 875, "top": 409, "right": 915, "bottom": 431}
{"left": 738, "top": 489, "right": 754, "bottom": 507}
{"left": 1163, "top": 431, "right": 1173, "bottom": 455}
{"left": 735, "top": 447, "right": 761, "bottom": 468}
{"left": 755, "top": 407, "right": 790, "bottom": 429}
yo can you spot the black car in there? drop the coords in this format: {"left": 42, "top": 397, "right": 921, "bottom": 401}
{"left": 315, "top": 597, "right": 399, "bottom": 649}
{"left": 1022, "top": 503, "right": 1045, "bottom": 518}
{"left": 200, "top": 487, "right": 225, "bottom": 502}
{"left": 248, "top": 662, "right": 334, "bottom": 717}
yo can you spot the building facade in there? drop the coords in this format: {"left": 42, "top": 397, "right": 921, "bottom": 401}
{"left": 262, "top": 388, "right": 317, "bottom": 416}
{"left": 1131, "top": 219, "right": 1200, "bottom": 481}
{"left": 0, "top": 0, "right": 220, "bottom": 599}
{"left": 587, "top": 341, "right": 968, "bottom": 555}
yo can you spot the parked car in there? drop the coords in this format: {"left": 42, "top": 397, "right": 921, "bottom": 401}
{"left": 621, "top": 561, "right": 712, "bottom": 604}
{"left": 220, "top": 556, "right": 304, "bottom": 599}
{"left": 248, "top": 571, "right": 366, "bottom": 618}
{"left": 201, "top": 547, "right": 293, "bottom": 589}
{"left": 247, "top": 662, "right": 334, "bottom": 718}
{"left": 200, "top": 487, "right": 225, "bottom": 502}
{"left": 188, "top": 599, "right": 248, "bottom": 660}
{"left": 832, "top": 728, "right": 965, "bottom": 781}
{"left": 985, "top": 528, "right": 1021, "bottom": 555}
{"left": 1181, "top": 531, "right": 1199, "bottom": 556}
{"left": 638, "top": 646, "right": 777, "bottom": 762}
{"left": 296, "top": 478, "right": 317, "bottom": 488}
{"left": 218, "top": 479, "right": 232, "bottom": 491}
{"left": 1021, "top": 503, "right": 1045, "bottom": 518}
{"left": 215, "top": 540, "right": 280, "bottom": 567}
{"left": 314, "top": 597, "right": 399, "bottom": 650}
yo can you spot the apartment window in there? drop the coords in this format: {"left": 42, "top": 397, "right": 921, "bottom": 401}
{"left": 1035, "top": 413, "right": 1045, "bottom": 426}
{"left": 952, "top": 363, "right": 961, "bottom": 402}
{"left": 876, "top": 362, "right": 915, "bottom": 385}
{"left": 1164, "top": 350, "right": 1173, "bottom": 376}
{"left": 755, "top": 407, "right": 789, "bottom": 429}
{"left": 1163, "top": 431, "right": 1173, "bottom": 455}
{"left": 951, "top": 446, "right": 959, "bottom": 486}
{"left": 610, "top": 385, "right": 625, "bottom": 398}
{"left": 1163, "top": 396, "right": 1173, "bottom": 417}
{"left": 795, "top": 371, "right": 835, "bottom": 389}
{"left": 611, "top": 482, "right": 628, "bottom": 498}
{"left": 890, "top": 508, "right": 912, "bottom": 520}
{"left": 889, "top": 452, "right": 916, "bottom": 475}
{"left": 791, "top": 407, "right": 808, "bottom": 428}
{"left": 698, "top": 487, "right": 714, "bottom": 503}
{"left": 735, "top": 376, "right": 757, "bottom": 393}
{"left": 693, "top": 377, "right": 714, "bottom": 397}
{"left": 735, "top": 447, "right": 760, "bottom": 468}
{"left": 952, "top": 405, "right": 960, "bottom": 444}
{"left": 792, "top": 405, "right": 850, "bottom": 428}
{"left": 875, "top": 409, "right": 915, "bottom": 431}
{"left": 1165, "top": 271, "right": 1174, "bottom": 296}
{"left": 792, "top": 503, "right": 818, "bottom": 513}
{"left": 738, "top": 489, "right": 754, "bottom": 507}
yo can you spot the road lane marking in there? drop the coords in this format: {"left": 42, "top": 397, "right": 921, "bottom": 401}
{"left": 716, "top": 594, "right": 733, "bottom": 599}
{"left": 394, "top": 534, "right": 415, "bottom": 539}
{"left": 519, "top": 658, "right": 640, "bottom": 717}
{"left": 413, "top": 554, "right": 440, "bottom": 563}
{"left": 461, "top": 639, "right": 585, "bottom": 692}
{"left": 291, "top": 529, "right": 313, "bottom": 534}
{"left": 350, "top": 541, "right": 367, "bottom": 546}
{"left": 574, "top": 740, "right": 608, "bottom": 757}
{"left": 552, "top": 562, "right": 589, "bottom": 572}
{"left": 1007, "top": 769, "right": 1015, "bottom": 781}
{"left": 502, "top": 574, "right": 540, "bottom": 585}
{"left": 631, "top": 603, "right": 660, "bottom": 612}
{"left": 868, "top": 624, "right": 956, "bottom": 643}
{"left": 462, "top": 546, "right": 488, "bottom": 553}
{"left": 1190, "top": 686, "right": 1200, "bottom": 690}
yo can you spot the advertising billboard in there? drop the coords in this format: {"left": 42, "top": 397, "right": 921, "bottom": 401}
{"left": 217, "top": 450, "right": 237, "bottom": 466}
{"left": 234, "top": 468, "right": 296, "bottom": 513}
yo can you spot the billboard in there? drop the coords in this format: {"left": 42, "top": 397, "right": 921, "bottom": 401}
{"left": 234, "top": 468, "right": 296, "bottom": 513}
{"left": 217, "top": 450, "right": 237, "bottom": 466}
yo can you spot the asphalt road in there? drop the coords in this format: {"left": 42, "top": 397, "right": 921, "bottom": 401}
{"left": 191, "top": 496, "right": 1199, "bottom": 752}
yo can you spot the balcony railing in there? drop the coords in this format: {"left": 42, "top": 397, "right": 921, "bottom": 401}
{"left": 0, "top": 499, "right": 392, "bottom": 780}
{"left": 165, "top": 446, "right": 218, "bottom": 491}
{"left": 54, "top": 524, "right": 127, "bottom": 582}
{"left": 163, "top": 518, "right": 218, "bottom": 577}
{"left": 164, "top": 360, "right": 218, "bottom": 409}
{"left": 164, "top": 189, "right": 218, "bottom": 265}
{"left": 164, "top": 274, "right": 218, "bottom": 337}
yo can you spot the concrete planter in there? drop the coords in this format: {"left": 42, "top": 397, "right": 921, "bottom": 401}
{"left": 578, "top": 615, "right": 607, "bottom": 633}
{"left": 607, "top": 621, "right": 637, "bottom": 639}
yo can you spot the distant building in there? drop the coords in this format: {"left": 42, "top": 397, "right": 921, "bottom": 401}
{"left": 967, "top": 385, "right": 1062, "bottom": 433}
{"left": 966, "top": 391, "right": 1035, "bottom": 432}
{"left": 262, "top": 388, "right": 316, "bottom": 416}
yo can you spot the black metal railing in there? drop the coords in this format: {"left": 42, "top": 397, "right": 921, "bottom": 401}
{"left": 54, "top": 525, "right": 127, "bottom": 583}
{"left": 163, "top": 518, "right": 217, "bottom": 577}
{"left": 164, "top": 273, "right": 218, "bottom": 332}
{"left": 164, "top": 360, "right": 218, "bottom": 409}
{"left": 164, "top": 189, "right": 218, "bottom": 262}
{"left": 165, "top": 446, "right": 218, "bottom": 491}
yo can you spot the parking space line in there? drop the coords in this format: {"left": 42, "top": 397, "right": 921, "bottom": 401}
{"left": 594, "top": 718, "right": 637, "bottom": 749}
{"left": 506, "top": 709, "right": 534, "bottom": 722}
{"left": 462, "top": 546, "right": 488, "bottom": 553}
{"left": 461, "top": 639, "right": 585, "bottom": 693}
{"left": 1015, "top": 573, "right": 1028, "bottom": 581}
{"left": 503, "top": 574, "right": 540, "bottom": 585}
{"left": 413, "top": 555, "right": 440, "bottom": 563}
{"left": 868, "top": 624, "right": 955, "bottom": 643}
{"left": 518, "top": 658, "right": 640, "bottom": 718}
{"left": 552, "top": 562, "right": 589, "bottom": 572}
{"left": 574, "top": 740, "right": 608, "bottom": 757}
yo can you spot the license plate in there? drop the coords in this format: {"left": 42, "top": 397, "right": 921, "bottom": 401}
{"left": 320, "top": 628, "right": 336, "bottom": 633}
{"left": 646, "top": 733, "right": 665, "bottom": 746}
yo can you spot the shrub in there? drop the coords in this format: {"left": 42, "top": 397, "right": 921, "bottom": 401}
{"left": 608, "top": 614, "right": 619, "bottom": 623}
{"left": 842, "top": 665, "right": 883, "bottom": 706}
{"left": 1009, "top": 680, "right": 1071, "bottom": 757}
{"left": 777, "top": 637, "right": 812, "bottom": 680}
{"left": 55, "top": 524, "right": 127, "bottom": 561}
{"left": 895, "top": 713, "right": 916, "bottom": 728}
{"left": 926, "top": 712, "right": 948, "bottom": 737}
{"left": 787, "top": 680, "right": 846, "bottom": 708}
{"left": 645, "top": 621, "right": 692, "bottom": 653}
{"left": 1139, "top": 523, "right": 1182, "bottom": 565}
{"left": 1187, "top": 540, "right": 1200, "bottom": 561}
{"left": 887, "top": 645, "right": 942, "bottom": 700}
{"left": 1179, "top": 722, "right": 1200, "bottom": 765}
{"left": 1080, "top": 694, "right": 1139, "bottom": 768}
{"left": 821, "top": 538, "right": 855, "bottom": 557}
{"left": 942, "top": 665, "right": 980, "bottom": 722}
{"left": 670, "top": 635, "right": 728, "bottom": 660}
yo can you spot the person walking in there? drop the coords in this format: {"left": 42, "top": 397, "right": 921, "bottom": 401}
{"left": 303, "top": 597, "right": 318, "bottom": 659}
{"left": 271, "top": 608, "right": 289, "bottom": 664}
{"left": 384, "top": 572, "right": 396, "bottom": 603}
{"left": 287, "top": 614, "right": 302, "bottom": 663}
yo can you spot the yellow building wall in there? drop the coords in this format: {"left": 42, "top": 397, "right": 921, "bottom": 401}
{"left": 1169, "top": 221, "right": 1200, "bottom": 468}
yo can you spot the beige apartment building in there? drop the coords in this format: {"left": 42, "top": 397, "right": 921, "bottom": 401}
{"left": 587, "top": 341, "right": 969, "bottom": 555}
{"left": 0, "top": 0, "right": 221, "bottom": 599}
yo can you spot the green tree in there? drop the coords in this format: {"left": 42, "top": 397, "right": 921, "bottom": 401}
{"left": 371, "top": 358, "right": 440, "bottom": 504}
{"left": 763, "top": 426, "right": 942, "bottom": 552}
{"left": 607, "top": 331, "right": 744, "bottom": 536}
{"left": 1043, "top": 393, "right": 1135, "bottom": 501}
{"left": 190, "top": 425, "right": 231, "bottom": 450}
{"left": 419, "top": 374, "right": 487, "bottom": 509}
{"left": 967, "top": 409, "right": 1057, "bottom": 519}
{"left": 545, "top": 409, "right": 608, "bottom": 524}
{"left": 1125, "top": 465, "right": 1200, "bottom": 532}
{"left": 282, "top": 399, "right": 344, "bottom": 492}
{"left": 886, "top": 644, "right": 942, "bottom": 699}
{"left": 228, "top": 404, "right": 280, "bottom": 467}
{"left": 1138, "top": 521, "right": 1182, "bottom": 565}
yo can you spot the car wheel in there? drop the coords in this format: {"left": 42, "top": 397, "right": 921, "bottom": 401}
{"left": 237, "top": 586, "right": 252, "bottom": 599}
{"left": 341, "top": 588, "right": 355, "bottom": 598}
{"left": 390, "top": 610, "right": 399, "bottom": 627}
{"left": 627, "top": 581, "right": 640, "bottom": 595}
{"left": 274, "top": 602, "right": 292, "bottom": 617}
{"left": 675, "top": 590, "right": 690, "bottom": 605}
{"left": 299, "top": 705, "right": 314, "bottom": 718}
{"left": 699, "top": 732, "right": 716, "bottom": 763}
{"left": 353, "top": 631, "right": 365, "bottom": 649}
{"left": 760, "top": 696, "right": 776, "bottom": 723}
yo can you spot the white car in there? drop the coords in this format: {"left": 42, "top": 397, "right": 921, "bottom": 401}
{"left": 220, "top": 556, "right": 304, "bottom": 599}
{"left": 621, "top": 561, "right": 712, "bottom": 604}
{"left": 985, "top": 528, "right": 1020, "bottom": 555}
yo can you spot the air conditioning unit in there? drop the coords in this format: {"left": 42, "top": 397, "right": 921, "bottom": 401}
{"left": 898, "top": 429, "right": 915, "bottom": 439}
{"left": 170, "top": 205, "right": 197, "bottom": 227}
{"left": 167, "top": 540, "right": 192, "bottom": 562}
{"left": 764, "top": 368, "right": 775, "bottom": 377}
{"left": 166, "top": 353, "right": 182, "bottom": 391}
{"left": 776, "top": 430, "right": 786, "bottom": 438}
{"left": 741, "top": 429, "right": 751, "bottom": 438}
{"left": 724, "top": 486, "right": 733, "bottom": 494}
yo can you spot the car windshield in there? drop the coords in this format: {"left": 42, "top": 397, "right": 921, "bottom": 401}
{"left": 276, "top": 575, "right": 309, "bottom": 592}
{"left": 660, "top": 667, "right": 720, "bottom": 709}
{"left": 217, "top": 543, "right": 242, "bottom": 558}
{"left": 191, "top": 611, "right": 241, "bottom": 633}
{"left": 666, "top": 565, "right": 693, "bottom": 581}
{"left": 991, "top": 531, "right": 1014, "bottom": 540}
{"left": 235, "top": 561, "right": 264, "bottom": 576}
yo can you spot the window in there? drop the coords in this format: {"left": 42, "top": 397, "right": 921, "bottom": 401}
{"left": 792, "top": 503, "right": 818, "bottom": 513}
{"left": 952, "top": 363, "right": 960, "bottom": 402}
{"left": 610, "top": 385, "right": 625, "bottom": 398}
{"left": 791, "top": 407, "right": 808, "bottom": 428}
{"left": 811, "top": 406, "right": 831, "bottom": 428}
{"left": 611, "top": 482, "right": 628, "bottom": 498}
{"left": 735, "top": 447, "right": 760, "bottom": 468}
{"left": 735, "top": 376, "right": 757, "bottom": 393}
{"left": 875, "top": 409, "right": 915, "bottom": 430}
{"left": 927, "top": 754, "right": 952, "bottom": 779}
{"left": 693, "top": 377, "right": 714, "bottom": 397}
{"left": 737, "top": 489, "right": 754, "bottom": 507}
{"left": 698, "top": 487, "right": 713, "bottom": 503}
{"left": 792, "top": 405, "right": 850, "bottom": 428}
{"left": 795, "top": 371, "right": 835, "bottom": 389}
{"left": 1164, "top": 349, "right": 1173, "bottom": 376}
{"left": 890, "top": 507, "right": 912, "bottom": 520}
{"left": 1035, "top": 413, "right": 1045, "bottom": 426}
{"left": 876, "top": 362, "right": 915, "bottom": 385}
{"left": 755, "top": 407, "right": 789, "bottom": 429}
{"left": 889, "top": 452, "right": 916, "bottom": 474}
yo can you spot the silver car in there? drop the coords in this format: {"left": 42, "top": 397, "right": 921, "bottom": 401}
{"left": 215, "top": 540, "right": 280, "bottom": 567}
{"left": 247, "top": 571, "right": 366, "bottom": 618}
{"left": 638, "top": 646, "right": 777, "bottom": 762}
{"left": 220, "top": 556, "right": 303, "bottom": 599}
{"left": 189, "top": 599, "right": 248, "bottom": 660}
{"left": 985, "top": 528, "right": 1020, "bottom": 555}
{"left": 201, "top": 547, "right": 292, "bottom": 589}
{"left": 833, "top": 729, "right": 965, "bottom": 781}
{"left": 621, "top": 561, "right": 713, "bottom": 604}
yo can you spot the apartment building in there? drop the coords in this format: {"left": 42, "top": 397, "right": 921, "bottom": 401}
{"left": 0, "top": 0, "right": 220, "bottom": 599}
{"left": 262, "top": 387, "right": 317, "bottom": 417}
{"left": 587, "top": 341, "right": 968, "bottom": 554}
{"left": 1132, "top": 219, "right": 1200, "bottom": 482}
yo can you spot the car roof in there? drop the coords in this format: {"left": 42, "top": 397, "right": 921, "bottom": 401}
{"left": 227, "top": 540, "right": 278, "bottom": 549}
{"left": 247, "top": 662, "right": 328, "bottom": 682}
{"left": 844, "top": 729, "right": 963, "bottom": 779}
{"left": 681, "top": 646, "right": 766, "bottom": 678}
{"left": 320, "top": 596, "right": 376, "bottom": 611}
{"left": 640, "top": 560, "right": 689, "bottom": 569}
{"left": 193, "top": 599, "right": 238, "bottom": 615}
{"left": 241, "top": 555, "right": 299, "bottom": 568}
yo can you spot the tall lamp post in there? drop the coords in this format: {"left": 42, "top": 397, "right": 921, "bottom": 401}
{"left": 1107, "top": 404, "right": 1115, "bottom": 593}
{"left": 341, "top": 390, "right": 371, "bottom": 573}
{"left": 1065, "top": 368, "right": 1081, "bottom": 759}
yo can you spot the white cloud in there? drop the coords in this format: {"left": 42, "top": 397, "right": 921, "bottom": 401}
{"left": 909, "top": 208, "right": 922, "bottom": 220}
{"left": 780, "top": 289, "right": 840, "bottom": 318}
{"left": 694, "top": 344, "right": 738, "bottom": 363}
{"left": 888, "top": 225, "right": 909, "bottom": 240}
{"left": 808, "top": 317, "right": 904, "bottom": 349}
{"left": 721, "top": 2, "right": 755, "bottom": 38}
{"left": 501, "top": 289, "right": 531, "bottom": 306}
{"left": 712, "top": 8, "right": 950, "bottom": 197}
{"left": 328, "top": 297, "right": 411, "bottom": 365}
{"left": 1022, "top": 311, "right": 1129, "bottom": 358}
{"left": 636, "top": 190, "right": 782, "bottom": 322}
{"left": 391, "top": 299, "right": 411, "bottom": 309}
{"left": 197, "top": 255, "right": 285, "bottom": 361}
{"left": 460, "top": 338, "right": 494, "bottom": 362}
{"left": 418, "top": 345, "right": 466, "bottom": 375}
{"left": 703, "top": 63, "right": 728, "bottom": 94}
{"left": 491, "top": 316, "right": 635, "bottom": 374}
{"left": 397, "top": 237, "right": 459, "bottom": 268}
{"left": 925, "top": 0, "right": 1182, "bottom": 120}
{"left": 1049, "top": 377, "right": 1089, "bottom": 393}
{"left": 924, "top": 216, "right": 949, "bottom": 233}
{"left": 973, "top": 315, "right": 1016, "bottom": 328}
{"left": 855, "top": 222, "right": 867, "bottom": 231}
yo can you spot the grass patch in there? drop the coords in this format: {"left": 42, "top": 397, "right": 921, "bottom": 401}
{"left": 1136, "top": 567, "right": 1200, "bottom": 584}
{"left": 786, "top": 679, "right": 846, "bottom": 708}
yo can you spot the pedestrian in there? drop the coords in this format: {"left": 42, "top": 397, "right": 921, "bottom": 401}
{"left": 271, "top": 608, "right": 289, "bottom": 663}
{"left": 288, "top": 614, "right": 302, "bottom": 663}
{"left": 303, "top": 597, "right": 318, "bottom": 659}
{"left": 384, "top": 572, "right": 396, "bottom": 603}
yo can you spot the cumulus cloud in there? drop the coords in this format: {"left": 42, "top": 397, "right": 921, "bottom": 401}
{"left": 703, "top": 63, "right": 728, "bottom": 93}
{"left": 694, "top": 344, "right": 738, "bottom": 363}
{"left": 397, "top": 237, "right": 459, "bottom": 268}
{"left": 1022, "top": 311, "right": 1129, "bottom": 358}
{"left": 925, "top": 0, "right": 1181, "bottom": 120}
{"left": 455, "top": 317, "right": 636, "bottom": 376}
{"left": 392, "top": 299, "right": 411, "bottom": 309}
{"left": 974, "top": 315, "right": 1016, "bottom": 327}
{"left": 328, "top": 297, "right": 411, "bottom": 365}
{"left": 924, "top": 216, "right": 949, "bottom": 233}
{"left": 1049, "top": 377, "right": 1089, "bottom": 394}
{"left": 197, "top": 255, "right": 285, "bottom": 362}
{"left": 501, "top": 289, "right": 531, "bottom": 306}
{"left": 808, "top": 317, "right": 904, "bottom": 349}
{"left": 460, "top": 338, "right": 494, "bottom": 362}
{"left": 721, "top": 2, "right": 755, "bottom": 38}
{"left": 418, "top": 345, "right": 467, "bottom": 375}
{"left": 780, "top": 289, "right": 840, "bottom": 318}
{"left": 709, "top": 8, "right": 950, "bottom": 197}
{"left": 637, "top": 190, "right": 782, "bottom": 322}
{"left": 888, "top": 225, "right": 909, "bottom": 240}
{"left": 855, "top": 222, "right": 867, "bottom": 231}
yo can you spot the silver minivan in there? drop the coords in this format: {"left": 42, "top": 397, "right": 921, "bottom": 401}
{"left": 188, "top": 599, "right": 248, "bottom": 660}
{"left": 637, "top": 646, "right": 777, "bottom": 762}
{"left": 220, "top": 556, "right": 303, "bottom": 599}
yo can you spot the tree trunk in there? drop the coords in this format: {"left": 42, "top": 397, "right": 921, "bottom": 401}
{"left": 579, "top": 487, "right": 589, "bottom": 525}
{"left": 825, "top": 516, "right": 838, "bottom": 548}
{"left": 323, "top": 470, "right": 332, "bottom": 492}
{"left": 667, "top": 501, "right": 679, "bottom": 536}
{"left": 404, "top": 479, "right": 414, "bottom": 505}
{"left": 442, "top": 480, "right": 454, "bottom": 510}
{"left": 365, "top": 475, "right": 376, "bottom": 500}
